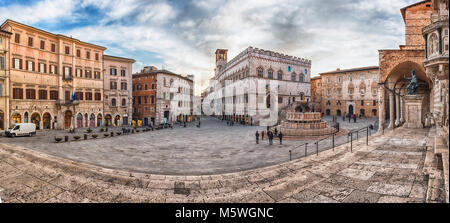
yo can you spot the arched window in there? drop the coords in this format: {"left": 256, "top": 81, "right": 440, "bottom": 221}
{"left": 291, "top": 73, "right": 296, "bottom": 81}
{"left": 111, "top": 98, "right": 116, "bottom": 107}
{"left": 268, "top": 69, "right": 273, "bottom": 79}
{"left": 277, "top": 71, "right": 283, "bottom": 80}
{"left": 257, "top": 67, "right": 264, "bottom": 78}
{"left": 145, "top": 84, "right": 148, "bottom": 90}
{"left": 151, "top": 95, "right": 155, "bottom": 104}
{"left": 122, "top": 99, "right": 126, "bottom": 106}
{"left": 299, "top": 73, "right": 304, "bottom": 82}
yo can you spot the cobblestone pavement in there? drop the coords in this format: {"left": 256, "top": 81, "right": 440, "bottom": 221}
{"left": 0, "top": 126, "right": 436, "bottom": 203}
{"left": 0, "top": 116, "right": 378, "bottom": 175}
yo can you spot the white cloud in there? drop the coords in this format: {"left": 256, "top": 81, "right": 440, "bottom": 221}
{"left": 0, "top": 0, "right": 75, "bottom": 24}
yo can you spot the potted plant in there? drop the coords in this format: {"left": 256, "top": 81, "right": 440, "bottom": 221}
{"left": 100, "top": 128, "right": 104, "bottom": 132}
{"left": 87, "top": 128, "right": 93, "bottom": 133}
{"left": 55, "top": 137, "right": 62, "bottom": 143}
{"left": 92, "top": 134, "right": 98, "bottom": 139}
{"left": 117, "top": 132, "right": 122, "bottom": 136}
{"left": 104, "top": 133, "right": 109, "bottom": 137}
{"left": 73, "top": 136, "right": 81, "bottom": 141}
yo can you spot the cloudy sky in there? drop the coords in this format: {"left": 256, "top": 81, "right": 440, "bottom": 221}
{"left": 0, "top": 0, "right": 418, "bottom": 95}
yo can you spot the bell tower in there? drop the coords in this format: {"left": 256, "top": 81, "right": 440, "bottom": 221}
{"left": 215, "top": 49, "right": 228, "bottom": 76}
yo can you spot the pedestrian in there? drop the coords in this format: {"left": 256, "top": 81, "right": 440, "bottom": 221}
{"left": 353, "top": 114, "right": 357, "bottom": 123}
{"left": 278, "top": 131, "right": 283, "bottom": 145}
{"left": 343, "top": 113, "right": 346, "bottom": 121}
{"left": 274, "top": 128, "right": 278, "bottom": 136}
{"left": 268, "top": 131, "right": 274, "bottom": 145}
{"left": 261, "top": 130, "right": 265, "bottom": 140}
{"left": 255, "top": 131, "right": 259, "bottom": 144}
{"left": 348, "top": 114, "right": 351, "bottom": 122}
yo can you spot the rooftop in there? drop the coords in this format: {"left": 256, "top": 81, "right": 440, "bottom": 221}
{"left": 319, "top": 66, "right": 379, "bottom": 75}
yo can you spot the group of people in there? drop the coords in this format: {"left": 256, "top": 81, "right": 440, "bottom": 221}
{"left": 255, "top": 128, "right": 283, "bottom": 145}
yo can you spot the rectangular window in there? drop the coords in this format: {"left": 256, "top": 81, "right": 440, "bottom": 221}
{"left": 338, "top": 77, "right": 342, "bottom": 83}
{"left": 39, "top": 63, "right": 46, "bottom": 73}
{"left": 121, "top": 70, "right": 126, "bottom": 76}
{"left": 50, "top": 65, "right": 57, "bottom": 74}
{"left": 95, "top": 53, "right": 99, "bottom": 61}
{"left": 110, "top": 81, "right": 117, "bottom": 89}
{"left": 372, "top": 89, "right": 377, "bottom": 95}
{"left": 64, "top": 67, "right": 71, "bottom": 76}
{"left": 28, "top": 37, "right": 33, "bottom": 47}
{"left": 121, "top": 82, "right": 127, "bottom": 90}
{"left": 137, "top": 96, "right": 141, "bottom": 104}
{"left": 76, "top": 49, "right": 81, "bottom": 57}
{"left": 65, "top": 91, "right": 71, "bottom": 100}
{"left": 349, "top": 89, "right": 353, "bottom": 95}
{"left": 51, "top": 43, "right": 56, "bottom": 52}
{"left": 40, "top": 40, "right": 45, "bottom": 50}
{"left": 0, "top": 56, "right": 4, "bottom": 70}
{"left": 39, "top": 90, "right": 47, "bottom": 100}
{"left": 327, "top": 89, "right": 331, "bottom": 96}
{"left": 65, "top": 46, "right": 70, "bottom": 55}
{"left": 26, "top": 89, "right": 36, "bottom": 99}
{"left": 144, "top": 96, "right": 148, "bottom": 104}
{"left": 76, "top": 68, "right": 82, "bottom": 77}
{"left": 94, "top": 71, "right": 101, "bottom": 79}
{"left": 85, "top": 70, "right": 92, "bottom": 78}
{"left": 361, "top": 100, "right": 364, "bottom": 106}
{"left": 373, "top": 100, "right": 377, "bottom": 106}
{"left": 75, "top": 92, "right": 84, "bottom": 100}
{"left": 327, "top": 78, "right": 330, "bottom": 83}
{"left": 50, "top": 90, "right": 58, "bottom": 100}
{"left": 27, "top": 61, "right": 34, "bottom": 72}
{"left": 361, "top": 76, "right": 365, "bottom": 81}
{"left": 85, "top": 92, "right": 93, "bottom": 100}
{"left": 110, "top": 68, "right": 117, "bottom": 76}
{"left": 15, "top": 33, "right": 20, "bottom": 43}
{"left": 13, "top": 88, "right": 23, "bottom": 99}
{"left": 86, "top": 51, "right": 90, "bottom": 59}
{"left": 95, "top": 92, "right": 101, "bottom": 101}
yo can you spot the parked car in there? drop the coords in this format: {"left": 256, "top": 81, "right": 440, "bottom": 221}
{"left": 5, "top": 123, "right": 37, "bottom": 137}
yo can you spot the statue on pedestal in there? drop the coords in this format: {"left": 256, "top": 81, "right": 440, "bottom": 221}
{"left": 406, "top": 69, "right": 419, "bottom": 95}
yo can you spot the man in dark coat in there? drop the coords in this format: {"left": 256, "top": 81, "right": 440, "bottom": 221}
{"left": 268, "top": 131, "right": 274, "bottom": 145}
{"left": 274, "top": 128, "right": 278, "bottom": 137}
{"left": 255, "top": 131, "right": 260, "bottom": 144}
{"left": 261, "top": 130, "right": 265, "bottom": 140}
{"left": 353, "top": 114, "right": 357, "bottom": 123}
{"left": 278, "top": 131, "right": 283, "bottom": 145}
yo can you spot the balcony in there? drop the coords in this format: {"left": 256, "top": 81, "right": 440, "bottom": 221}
{"left": 56, "top": 99, "right": 80, "bottom": 106}
{"left": 62, "top": 75, "right": 73, "bottom": 81}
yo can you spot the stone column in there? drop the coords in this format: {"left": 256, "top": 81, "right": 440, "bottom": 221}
{"left": 388, "top": 91, "right": 395, "bottom": 129}
{"left": 395, "top": 91, "right": 400, "bottom": 126}
{"left": 378, "top": 86, "right": 385, "bottom": 132}
{"left": 400, "top": 96, "right": 404, "bottom": 123}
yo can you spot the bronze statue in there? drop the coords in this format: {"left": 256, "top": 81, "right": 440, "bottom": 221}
{"left": 406, "top": 69, "right": 418, "bottom": 95}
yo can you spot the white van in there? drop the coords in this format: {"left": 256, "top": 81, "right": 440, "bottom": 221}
{"left": 5, "top": 123, "right": 36, "bottom": 137}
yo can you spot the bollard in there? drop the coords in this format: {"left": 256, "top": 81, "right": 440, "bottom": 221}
{"left": 64, "top": 135, "right": 68, "bottom": 142}
{"left": 305, "top": 143, "right": 308, "bottom": 157}
{"left": 289, "top": 150, "right": 292, "bottom": 161}
{"left": 84, "top": 134, "right": 87, "bottom": 140}
{"left": 366, "top": 127, "right": 369, "bottom": 146}
{"left": 350, "top": 132, "right": 353, "bottom": 152}
{"left": 316, "top": 142, "right": 319, "bottom": 156}
{"left": 357, "top": 130, "right": 359, "bottom": 141}
{"left": 332, "top": 133, "right": 335, "bottom": 151}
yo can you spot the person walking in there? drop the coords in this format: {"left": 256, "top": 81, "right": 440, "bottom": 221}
{"left": 348, "top": 114, "right": 351, "bottom": 122}
{"left": 353, "top": 114, "right": 357, "bottom": 123}
{"left": 255, "top": 131, "right": 260, "bottom": 144}
{"left": 261, "top": 130, "right": 265, "bottom": 140}
{"left": 268, "top": 131, "right": 274, "bottom": 145}
{"left": 278, "top": 131, "right": 283, "bottom": 145}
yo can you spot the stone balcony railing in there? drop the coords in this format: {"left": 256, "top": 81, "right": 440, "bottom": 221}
{"left": 56, "top": 99, "right": 80, "bottom": 106}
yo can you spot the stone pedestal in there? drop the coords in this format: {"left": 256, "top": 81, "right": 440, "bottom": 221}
{"left": 404, "top": 95, "right": 424, "bottom": 129}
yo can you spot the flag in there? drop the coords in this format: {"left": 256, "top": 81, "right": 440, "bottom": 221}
{"left": 72, "top": 92, "right": 76, "bottom": 101}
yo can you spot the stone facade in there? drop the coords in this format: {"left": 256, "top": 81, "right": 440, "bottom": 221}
{"left": 0, "top": 29, "right": 12, "bottom": 130}
{"left": 103, "top": 55, "right": 135, "bottom": 127}
{"left": 319, "top": 66, "right": 379, "bottom": 118}
{"left": 378, "top": 1, "right": 433, "bottom": 131}
{"left": 132, "top": 66, "right": 194, "bottom": 126}
{"left": 0, "top": 19, "right": 134, "bottom": 130}
{"left": 310, "top": 76, "right": 322, "bottom": 112}
{"left": 210, "top": 47, "right": 311, "bottom": 123}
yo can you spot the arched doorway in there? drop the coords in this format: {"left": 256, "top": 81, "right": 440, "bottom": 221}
{"left": 84, "top": 113, "right": 88, "bottom": 127}
{"left": 31, "top": 113, "right": 41, "bottom": 130}
{"left": 77, "top": 113, "right": 83, "bottom": 128}
{"left": 11, "top": 113, "right": 21, "bottom": 124}
{"left": 144, "top": 118, "right": 148, "bottom": 126}
{"left": 105, "top": 114, "right": 112, "bottom": 126}
{"left": 360, "top": 109, "right": 365, "bottom": 117}
{"left": 24, "top": 112, "right": 29, "bottom": 123}
{"left": 90, "top": 114, "right": 95, "bottom": 128}
{"left": 348, "top": 105, "right": 354, "bottom": 116}
{"left": 0, "top": 110, "right": 4, "bottom": 130}
{"left": 123, "top": 116, "right": 128, "bottom": 126}
{"left": 114, "top": 115, "right": 120, "bottom": 126}
{"left": 97, "top": 114, "right": 102, "bottom": 127}
{"left": 64, "top": 110, "right": 72, "bottom": 129}
{"left": 326, "top": 109, "right": 331, "bottom": 116}
{"left": 43, "top": 113, "right": 51, "bottom": 129}
{"left": 336, "top": 110, "right": 342, "bottom": 116}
